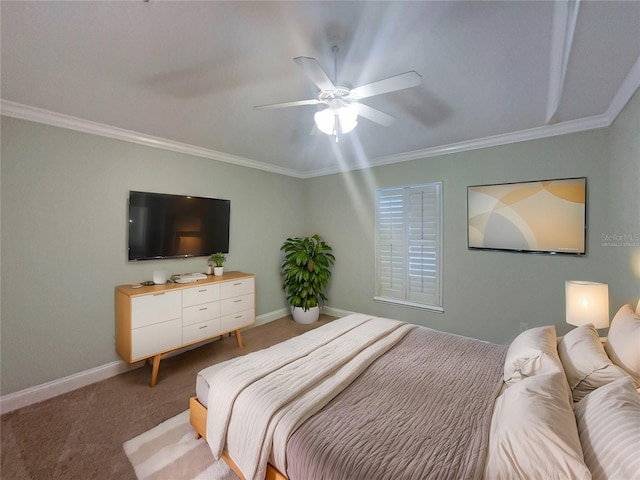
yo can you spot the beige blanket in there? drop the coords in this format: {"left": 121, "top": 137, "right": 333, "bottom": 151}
{"left": 285, "top": 327, "right": 508, "bottom": 480}
{"left": 203, "top": 314, "right": 416, "bottom": 480}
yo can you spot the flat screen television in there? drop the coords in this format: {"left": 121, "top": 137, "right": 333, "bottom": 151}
{"left": 128, "top": 191, "right": 230, "bottom": 261}
{"left": 467, "top": 177, "right": 586, "bottom": 255}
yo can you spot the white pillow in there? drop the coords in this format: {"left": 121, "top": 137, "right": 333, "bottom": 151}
{"left": 484, "top": 372, "right": 590, "bottom": 480}
{"left": 504, "top": 325, "right": 563, "bottom": 385}
{"left": 574, "top": 376, "right": 640, "bottom": 480}
{"left": 605, "top": 304, "right": 640, "bottom": 386}
{"left": 558, "top": 323, "right": 629, "bottom": 402}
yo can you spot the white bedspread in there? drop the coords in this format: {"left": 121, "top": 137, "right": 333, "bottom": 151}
{"left": 202, "top": 313, "right": 416, "bottom": 480}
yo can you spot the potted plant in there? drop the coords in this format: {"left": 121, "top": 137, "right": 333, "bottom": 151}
{"left": 209, "top": 252, "right": 226, "bottom": 276}
{"left": 280, "top": 234, "right": 335, "bottom": 324}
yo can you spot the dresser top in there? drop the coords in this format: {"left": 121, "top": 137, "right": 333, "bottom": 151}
{"left": 115, "top": 271, "right": 254, "bottom": 297}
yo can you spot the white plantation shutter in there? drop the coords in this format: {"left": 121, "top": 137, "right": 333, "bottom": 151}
{"left": 375, "top": 183, "right": 442, "bottom": 310}
{"left": 376, "top": 189, "right": 406, "bottom": 300}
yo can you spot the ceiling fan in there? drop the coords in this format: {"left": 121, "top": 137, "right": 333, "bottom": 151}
{"left": 254, "top": 46, "right": 421, "bottom": 138}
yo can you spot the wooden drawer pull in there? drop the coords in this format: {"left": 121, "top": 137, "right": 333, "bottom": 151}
{"left": 235, "top": 315, "right": 242, "bottom": 319}
{"left": 199, "top": 307, "right": 208, "bottom": 311}
{"left": 234, "top": 299, "right": 242, "bottom": 303}
{"left": 198, "top": 289, "right": 207, "bottom": 293}
{"left": 233, "top": 282, "right": 242, "bottom": 286}
{"left": 153, "top": 293, "right": 165, "bottom": 296}
{"left": 199, "top": 325, "right": 208, "bottom": 330}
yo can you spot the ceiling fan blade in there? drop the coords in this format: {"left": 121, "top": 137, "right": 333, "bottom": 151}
{"left": 352, "top": 103, "right": 396, "bottom": 127}
{"left": 253, "top": 99, "right": 321, "bottom": 110}
{"left": 294, "top": 56, "right": 336, "bottom": 91}
{"left": 351, "top": 71, "right": 421, "bottom": 99}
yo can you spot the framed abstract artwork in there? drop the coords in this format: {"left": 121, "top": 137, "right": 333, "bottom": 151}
{"left": 467, "top": 177, "right": 586, "bottom": 255}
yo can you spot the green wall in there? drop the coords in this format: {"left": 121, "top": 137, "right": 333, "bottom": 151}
{"left": 0, "top": 118, "right": 305, "bottom": 395}
{"left": 307, "top": 90, "right": 640, "bottom": 344}
{"left": 1, "top": 90, "right": 638, "bottom": 395}
{"left": 605, "top": 88, "right": 640, "bottom": 303}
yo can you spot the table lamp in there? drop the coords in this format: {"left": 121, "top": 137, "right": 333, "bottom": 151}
{"left": 565, "top": 280, "right": 609, "bottom": 329}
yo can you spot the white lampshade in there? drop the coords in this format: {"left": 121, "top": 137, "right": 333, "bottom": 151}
{"left": 565, "top": 281, "right": 609, "bottom": 329}
{"left": 314, "top": 108, "right": 336, "bottom": 135}
{"left": 314, "top": 106, "right": 358, "bottom": 135}
{"left": 337, "top": 107, "right": 358, "bottom": 133}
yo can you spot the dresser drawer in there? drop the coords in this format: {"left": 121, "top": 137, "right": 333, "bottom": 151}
{"left": 183, "top": 284, "right": 220, "bottom": 307}
{"left": 183, "top": 301, "right": 220, "bottom": 327}
{"left": 131, "top": 291, "right": 182, "bottom": 329}
{"left": 183, "top": 318, "right": 221, "bottom": 344}
{"left": 220, "top": 293, "right": 254, "bottom": 316}
{"left": 220, "top": 278, "right": 254, "bottom": 299}
{"left": 131, "top": 318, "right": 182, "bottom": 360}
{"left": 221, "top": 309, "right": 255, "bottom": 333}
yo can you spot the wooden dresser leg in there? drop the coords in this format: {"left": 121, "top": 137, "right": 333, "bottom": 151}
{"left": 150, "top": 354, "right": 161, "bottom": 387}
{"left": 235, "top": 329, "right": 243, "bottom": 348}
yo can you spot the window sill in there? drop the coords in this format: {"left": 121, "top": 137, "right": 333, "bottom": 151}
{"left": 374, "top": 296, "right": 444, "bottom": 313}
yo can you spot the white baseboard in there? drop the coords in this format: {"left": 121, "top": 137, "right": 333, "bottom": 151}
{"left": 0, "top": 360, "right": 142, "bottom": 414}
{"left": 252, "top": 306, "right": 350, "bottom": 327}
{"left": 0, "top": 306, "right": 351, "bottom": 414}
{"left": 254, "top": 308, "right": 289, "bottom": 327}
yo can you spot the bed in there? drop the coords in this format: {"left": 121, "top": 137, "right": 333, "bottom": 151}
{"left": 189, "top": 308, "right": 640, "bottom": 480}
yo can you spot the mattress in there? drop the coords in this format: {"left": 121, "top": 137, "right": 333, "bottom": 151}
{"left": 196, "top": 364, "right": 221, "bottom": 409}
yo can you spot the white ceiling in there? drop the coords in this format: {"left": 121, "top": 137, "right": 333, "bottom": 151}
{"left": 2, "top": 1, "right": 639, "bottom": 178}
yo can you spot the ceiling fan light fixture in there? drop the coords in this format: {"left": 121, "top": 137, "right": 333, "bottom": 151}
{"left": 314, "top": 105, "right": 358, "bottom": 136}
{"left": 255, "top": 54, "right": 420, "bottom": 138}
{"left": 314, "top": 108, "right": 336, "bottom": 135}
{"left": 338, "top": 106, "right": 358, "bottom": 134}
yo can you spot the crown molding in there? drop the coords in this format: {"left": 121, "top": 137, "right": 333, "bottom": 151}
{"left": 545, "top": 0, "right": 580, "bottom": 125}
{"left": 0, "top": 100, "right": 306, "bottom": 179}
{"left": 305, "top": 113, "right": 612, "bottom": 178}
{"left": 306, "top": 56, "right": 640, "bottom": 178}
{"left": 4, "top": 57, "right": 638, "bottom": 181}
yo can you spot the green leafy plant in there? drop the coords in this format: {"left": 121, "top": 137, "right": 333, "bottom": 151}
{"left": 208, "top": 252, "right": 226, "bottom": 267}
{"left": 280, "top": 234, "right": 335, "bottom": 311}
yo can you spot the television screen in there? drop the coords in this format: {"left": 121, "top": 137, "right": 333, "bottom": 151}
{"left": 128, "top": 191, "right": 230, "bottom": 261}
{"left": 467, "top": 177, "right": 586, "bottom": 255}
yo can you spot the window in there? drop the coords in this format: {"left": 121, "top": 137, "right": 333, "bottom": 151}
{"left": 375, "top": 182, "right": 443, "bottom": 311}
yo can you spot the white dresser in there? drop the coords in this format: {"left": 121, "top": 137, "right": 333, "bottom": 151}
{"left": 116, "top": 271, "right": 255, "bottom": 386}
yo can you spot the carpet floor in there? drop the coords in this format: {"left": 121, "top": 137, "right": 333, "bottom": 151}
{"left": 1, "top": 314, "right": 336, "bottom": 480}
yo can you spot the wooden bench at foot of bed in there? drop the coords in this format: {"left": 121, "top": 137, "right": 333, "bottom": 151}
{"left": 189, "top": 396, "right": 288, "bottom": 480}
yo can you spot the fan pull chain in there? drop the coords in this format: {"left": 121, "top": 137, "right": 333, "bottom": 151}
{"left": 333, "top": 44, "right": 340, "bottom": 142}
